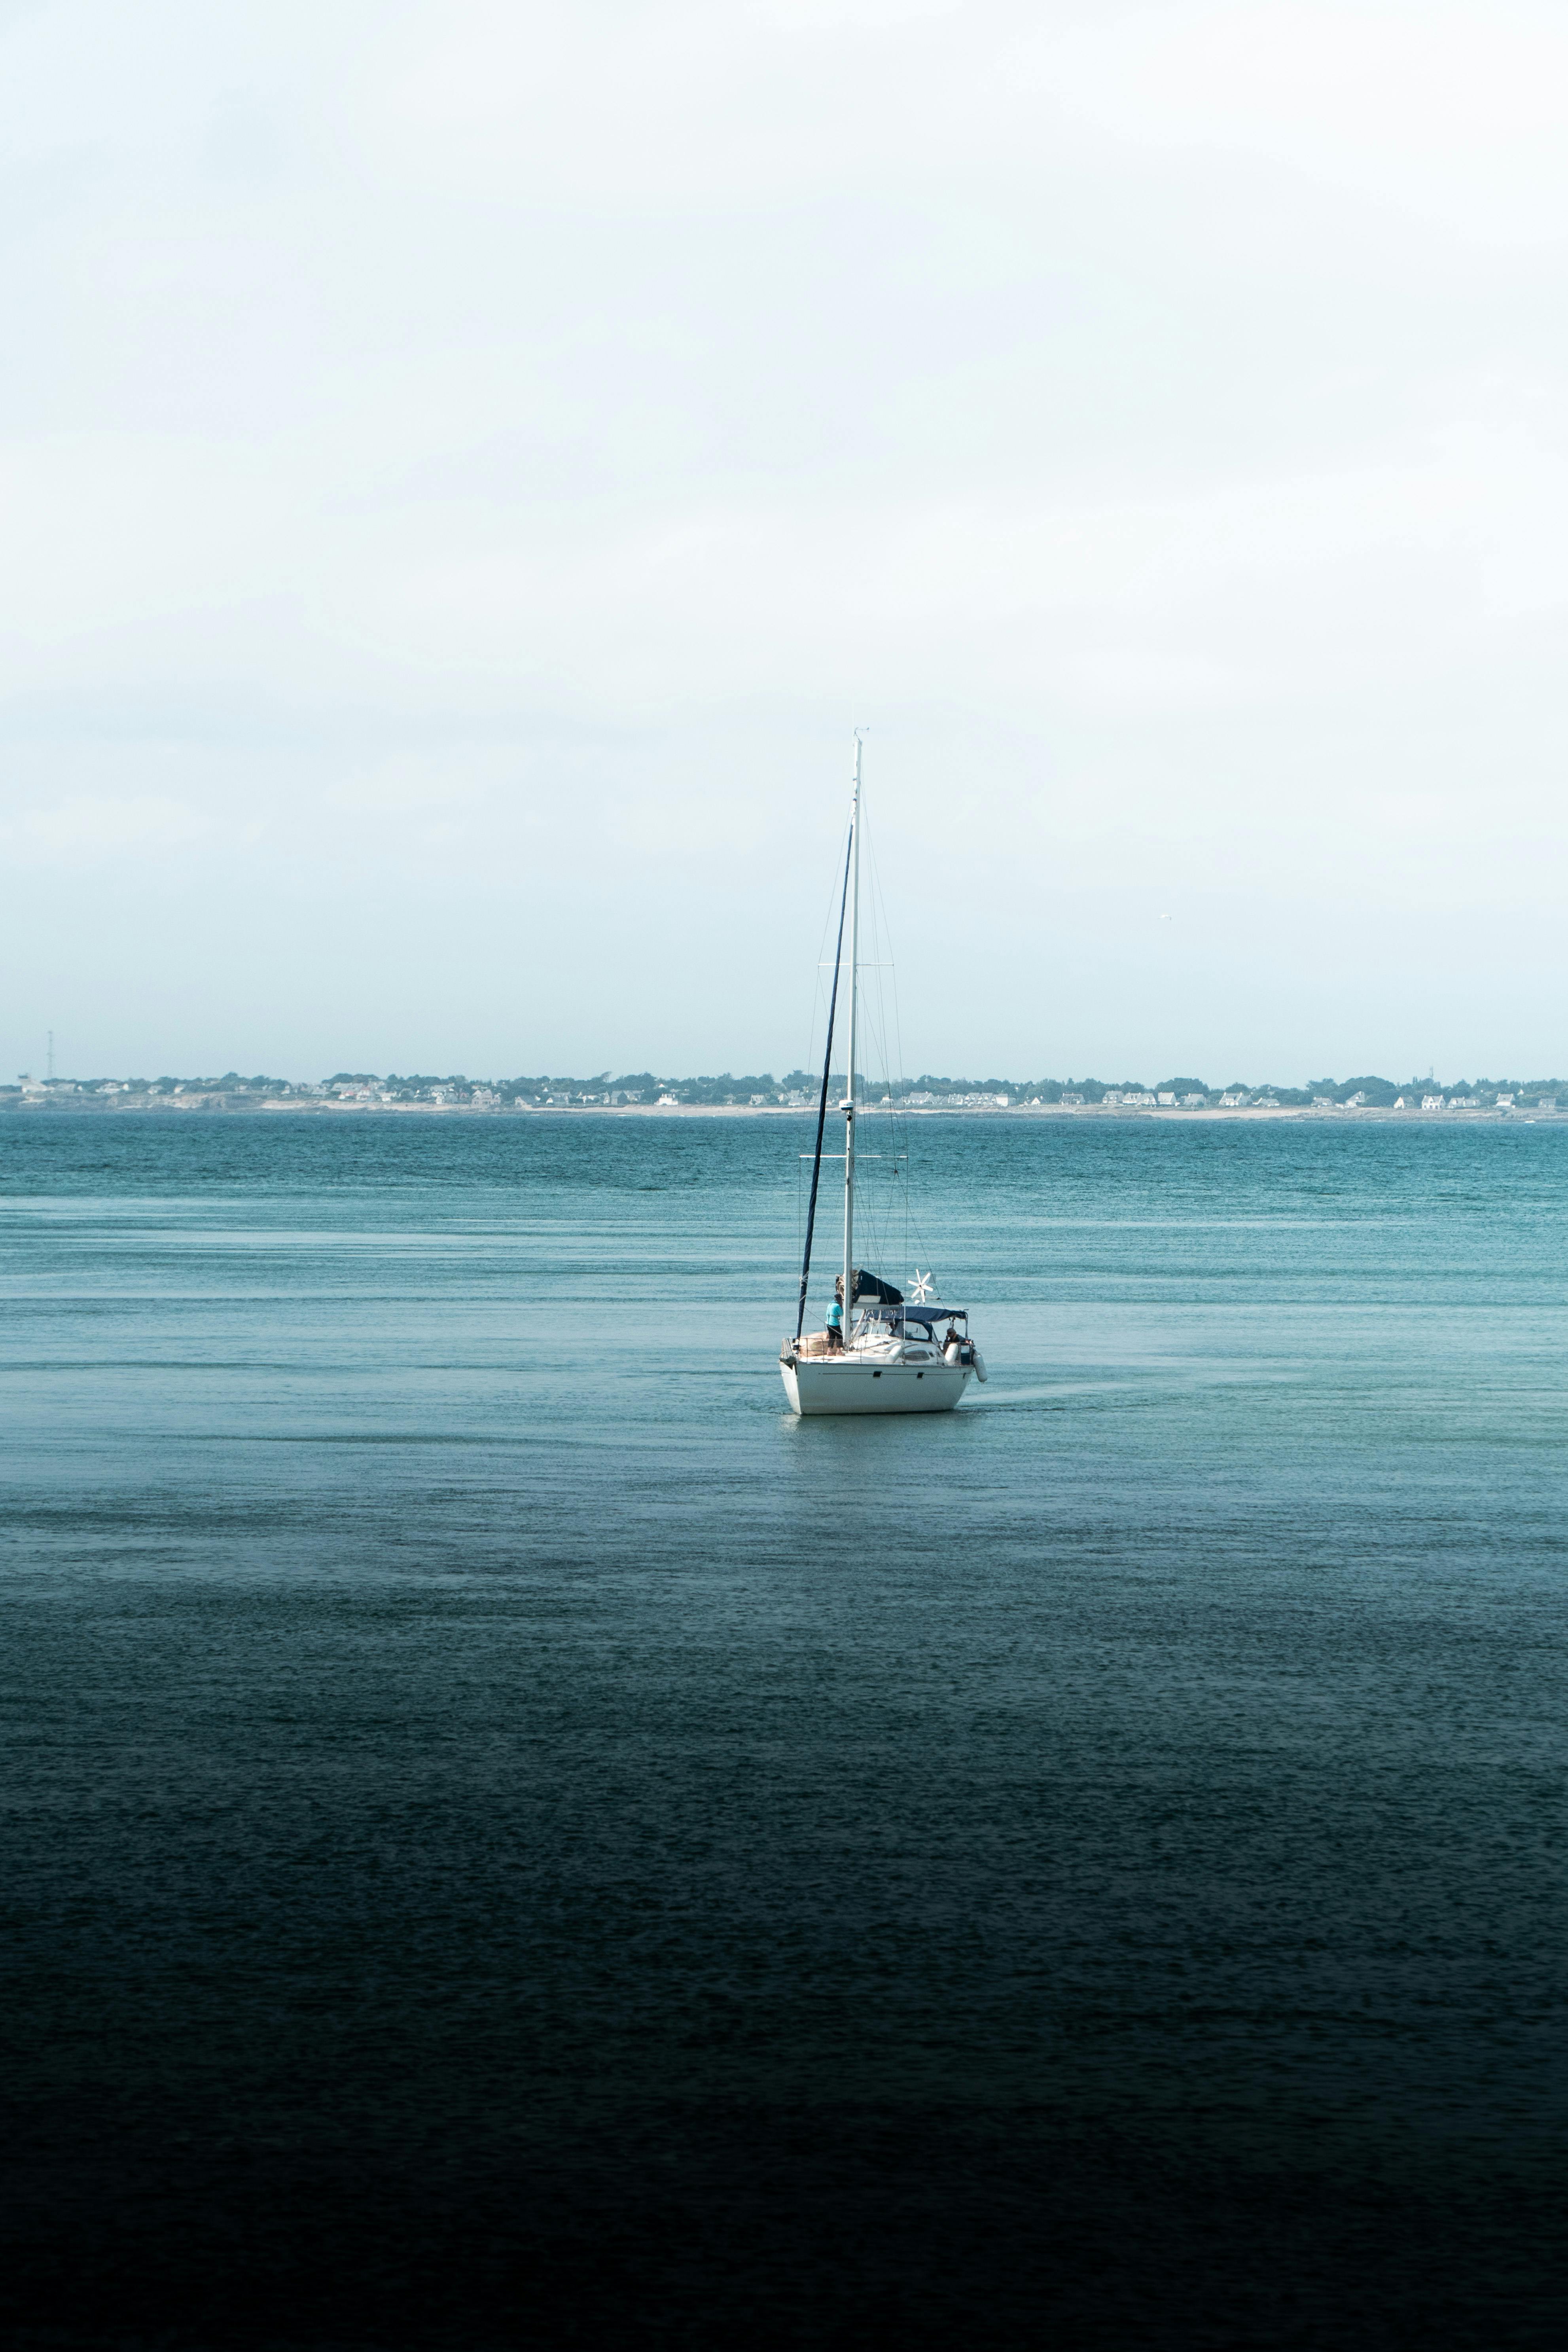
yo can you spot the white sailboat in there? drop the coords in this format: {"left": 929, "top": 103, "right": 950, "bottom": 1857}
{"left": 780, "top": 737, "right": 987, "bottom": 1417}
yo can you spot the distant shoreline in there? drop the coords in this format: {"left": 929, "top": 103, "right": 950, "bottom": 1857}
{"left": 5, "top": 1098, "right": 1563, "bottom": 1125}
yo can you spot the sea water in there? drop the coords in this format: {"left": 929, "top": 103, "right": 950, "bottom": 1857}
{"left": 2, "top": 1112, "right": 1564, "bottom": 2348}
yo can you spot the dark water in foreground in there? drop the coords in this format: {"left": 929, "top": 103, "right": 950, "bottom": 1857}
{"left": 2, "top": 1112, "right": 1564, "bottom": 2349}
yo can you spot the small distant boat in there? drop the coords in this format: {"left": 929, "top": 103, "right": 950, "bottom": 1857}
{"left": 779, "top": 738, "right": 987, "bottom": 1418}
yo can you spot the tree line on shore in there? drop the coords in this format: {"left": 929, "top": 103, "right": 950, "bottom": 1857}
{"left": 13, "top": 1068, "right": 1568, "bottom": 1107}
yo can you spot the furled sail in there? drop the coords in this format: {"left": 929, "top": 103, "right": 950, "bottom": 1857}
{"left": 835, "top": 1269, "right": 905, "bottom": 1307}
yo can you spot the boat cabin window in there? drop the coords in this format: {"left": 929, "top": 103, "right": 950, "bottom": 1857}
{"left": 852, "top": 1307, "right": 968, "bottom": 1343}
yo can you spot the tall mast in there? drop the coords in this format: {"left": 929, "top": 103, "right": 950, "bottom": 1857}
{"left": 842, "top": 733, "right": 862, "bottom": 1335}
{"left": 793, "top": 813, "right": 853, "bottom": 1346}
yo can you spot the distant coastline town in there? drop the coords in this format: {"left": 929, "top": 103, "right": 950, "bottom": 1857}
{"left": 6, "top": 1069, "right": 1566, "bottom": 1117}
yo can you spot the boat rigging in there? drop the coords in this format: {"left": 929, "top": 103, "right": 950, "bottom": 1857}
{"left": 779, "top": 736, "right": 987, "bottom": 1417}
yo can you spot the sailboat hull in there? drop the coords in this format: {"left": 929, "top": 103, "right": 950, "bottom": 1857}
{"left": 782, "top": 1360, "right": 971, "bottom": 1416}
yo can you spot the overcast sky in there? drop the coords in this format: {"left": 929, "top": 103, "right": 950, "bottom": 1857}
{"left": 4, "top": 0, "right": 1567, "bottom": 1083}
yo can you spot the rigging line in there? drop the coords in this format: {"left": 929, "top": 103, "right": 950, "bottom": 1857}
{"left": 867, "top": 829, "right": 906, "bottom": 1092}
{"left": 867, "top": 834, "right": 914, "bottom": 1270}
{"left": 795, "top": 1126, "right": 802, "bottom": 1247}
{"left": 795, "top": 815, "right": 854, "bottom": 1345}
{"left": 861, "top": 785, "right": 909, "bottom": 1277}
{"left": 803, "top": 812, "right": 853, "bottom": 1099}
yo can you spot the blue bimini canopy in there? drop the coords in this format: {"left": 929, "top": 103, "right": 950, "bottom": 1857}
{"left": 858, "top": 1302, "right": 966, "bottom": 1324}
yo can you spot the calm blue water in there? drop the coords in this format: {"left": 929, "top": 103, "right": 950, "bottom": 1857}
{"left": 2, "top": 1113, "right": 1564, "bottom": 2349}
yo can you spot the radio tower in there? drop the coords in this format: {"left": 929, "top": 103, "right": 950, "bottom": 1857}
{"left": 46, "top": 1030, "right": 54, "bottom": 1082}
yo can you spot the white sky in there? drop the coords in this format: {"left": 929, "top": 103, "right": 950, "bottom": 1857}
{"left": 4, "top": 0, "right": 1568, "bottom": 1082}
